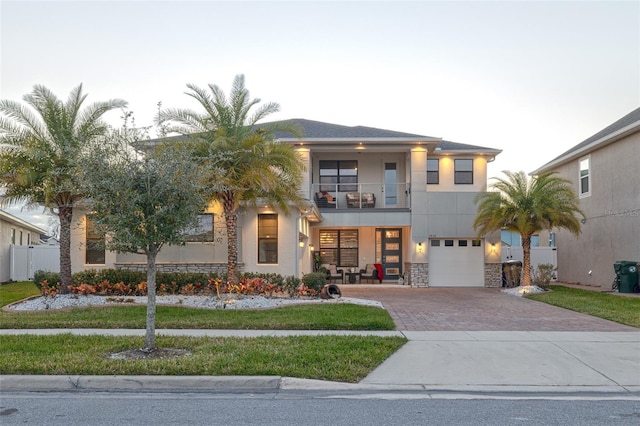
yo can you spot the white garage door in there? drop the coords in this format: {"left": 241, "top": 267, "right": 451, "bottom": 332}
{"left": 429, "top": 239, "right": 485, "bottom": 287}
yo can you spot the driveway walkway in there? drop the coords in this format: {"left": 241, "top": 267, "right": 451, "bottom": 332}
{"left": 340, "top": 285, "right": 637, "bottom": 331}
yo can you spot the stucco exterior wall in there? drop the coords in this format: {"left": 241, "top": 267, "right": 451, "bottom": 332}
{"left": 1, "top": 217, "right": 44, "bottom": 282}
{"left": 548, "top": 133, "right": 640, "bottom": 287}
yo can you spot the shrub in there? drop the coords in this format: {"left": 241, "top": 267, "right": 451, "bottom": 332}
{"left": 34, "top": 271, "right": 60, "bottom": 288}
{"left": 533, "top": 263, "right": 556, "bottom": 289}
{"left": 283, "top": 275, "right": 300, "bottom": 297}
{"left": 302, "top": 272, "right": 327, "bottom": 293}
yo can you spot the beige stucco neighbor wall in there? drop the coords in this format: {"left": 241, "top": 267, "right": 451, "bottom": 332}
{"left": 1, "top": 213, "right": 45, "bottom": 282}
{"left": 548, "top": 133, "right": 640, "bottom": 288}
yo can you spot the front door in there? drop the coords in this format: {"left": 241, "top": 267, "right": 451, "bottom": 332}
{"left": 377, "top": 228, "right": 402, "bottom": 280}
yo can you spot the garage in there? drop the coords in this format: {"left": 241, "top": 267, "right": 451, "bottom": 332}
{"left": 428, "top": 238, "right": 485, "bottom": 287}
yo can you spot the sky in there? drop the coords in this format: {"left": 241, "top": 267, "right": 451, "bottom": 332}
{"left": 1, "top": 0, "right": 639, "bottom": 232}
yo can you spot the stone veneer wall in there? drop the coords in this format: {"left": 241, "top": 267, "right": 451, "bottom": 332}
{"left": 484, "top": 263, "right": 502, "bottom": 287}
{"left": 407, "top": 262, "right": 428, "bottom": 287}
{"left": 114, "top": 262, "right": 242, "bottom": 275}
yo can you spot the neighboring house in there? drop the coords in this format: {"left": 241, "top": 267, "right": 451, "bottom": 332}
{"left": 70, "top": 119, "right": 503, "bottom": 287}
{"left": 531, "top": 107, "right": 640, "bottom": 288}
{"left": 0, "top": 209, "right": 46, "bottom": 283}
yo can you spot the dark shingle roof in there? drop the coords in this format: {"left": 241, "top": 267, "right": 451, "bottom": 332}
{"left": 438, "top": 140, "right": 499, "bottom": 152}
{"left": 268, "top": 118, "right": 435, "bottom": 139}
{"left": 535, "top": 107, "right": 640, "bottom": 171}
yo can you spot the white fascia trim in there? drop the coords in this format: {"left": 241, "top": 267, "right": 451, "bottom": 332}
{"left": 0, "top": 210, "right": 47, "bottom": 234}
{"left": 277, "top": 137, "right": 442, "bottom": 144}
{"left": 531, "top": 120, "right": 640, "bottom": 175}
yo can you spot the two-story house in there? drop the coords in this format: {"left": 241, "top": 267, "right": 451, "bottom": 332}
{"left": 69, "top": 119, "right": 503, "bottom": 287}
{"left": 531, "top": 107, "right": 640, "bottom": 289}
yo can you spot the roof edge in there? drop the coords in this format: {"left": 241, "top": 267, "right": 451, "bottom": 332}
{"left": 531, "top": 118, "right": 640, "bottom": 175}
{"left": 0, "top": 210, "right": 47, "bottom": 235}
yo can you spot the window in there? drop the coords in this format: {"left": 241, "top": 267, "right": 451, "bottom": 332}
{"left": 454, "top": 159, "right": 473, "bottom": 184}
{"left": 10, "top": 229, "right": 15, "bottom": 244}
{"left": 27, "top": 233, "right": 30, "bottom": 246}
{"left": 427, "top": 159, "right": 439, "bottom": 184}
{"left": 85, "top": 216, "right": 105, "bottom": 265}
{"left": 19, "top": 231, "right": 23, "bottom": 245}
{"left": 458, "top": 240, "right": 468, "bottom": 247}
{"left": 471, "top": 240, "right": 482, "bottom": 247}
{"left": 431, "top": 239, "right": 440, "bottom": 247}
{"left": 319, "top": 229, "right": 358, "bottom": 267}
{"left": 319, "top": 160, "right": 358, "bottom": 192}
{"left": 444, "top": 239, "right": 454, "bottom": 247}
{"left": 579, "top": 157, "right": 590, "bottom": 197}
{"left": 183, "top": 214, "right": 214, "bottom": 242}
{"left": 258, "top": 214, "right": 278, "bottom": 264}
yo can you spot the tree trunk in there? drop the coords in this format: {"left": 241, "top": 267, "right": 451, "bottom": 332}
{"left": 225, "top": 210, "right": 239, "bottom": 286}
{"left": 144, "top": 249, "right": 158, "bottom": 350}
{"left": 223, "top": 194, "right": 239, "bottom": 286}
{"left": 57, "top": 205, "right": 74, "bottom": 294}
{"left": 521, "top": 234, "right": 532, "bottom": 286}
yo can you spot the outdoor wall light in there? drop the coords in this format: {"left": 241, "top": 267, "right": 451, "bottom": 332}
{"left": 490, "top": 243, "right": 497, "bottom": 253}
{"left": 309, "top": 245, "right": 314, "bottom": 251}
{"left": 299, "top": 241, "right": 305, "bottom": 248}
{"left": 417, "top": 242, "right": 423, "bottom": 253}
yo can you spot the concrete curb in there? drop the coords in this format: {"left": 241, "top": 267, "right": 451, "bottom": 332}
{"left": 0, "top": 375, "right": 281, "bottom": 392}
{"left": 2, "top": 375, "right": 640, "bottom": 398}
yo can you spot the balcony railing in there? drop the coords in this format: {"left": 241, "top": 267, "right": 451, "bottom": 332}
{"left": 312, "top": 183, "right": 410, "bottom": 209}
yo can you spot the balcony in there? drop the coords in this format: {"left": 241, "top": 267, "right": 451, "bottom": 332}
{"left": 312, "top": 182, "right": 410, "bottom": 210}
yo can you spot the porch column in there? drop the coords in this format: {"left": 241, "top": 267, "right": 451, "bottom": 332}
{"left": 410, "top": 147, "right": 428, "bottom": 286}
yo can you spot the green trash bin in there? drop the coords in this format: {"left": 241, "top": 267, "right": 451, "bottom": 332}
{"left": 613, "top": 261, "right": 639, "bottom": 293}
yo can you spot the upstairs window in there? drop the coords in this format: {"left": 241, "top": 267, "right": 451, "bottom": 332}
{"left": 579, "top": 157, "right": 591, "bottom": 198}
{"left": 454, "top": 159, "right": 473, "bottom": 184}
{"left": 427, "top": 159, "right": 439, "bottom": 184}
{"left": 258, "top": 214, "right": 278, "bottom": 264}
{"left": 319, "top": 160, "right": 358, "bottom": 192}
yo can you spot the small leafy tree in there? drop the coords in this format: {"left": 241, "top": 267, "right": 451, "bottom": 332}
{"left": 474, "top": 171, "right": 584, "bottom": 286}
{"left": 80, "top": 124, "right": 206, "bottom": 350}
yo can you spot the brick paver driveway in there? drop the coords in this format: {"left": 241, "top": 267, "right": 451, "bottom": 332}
{"left": 340, "top": 286, "right": 637, "bottom": 331}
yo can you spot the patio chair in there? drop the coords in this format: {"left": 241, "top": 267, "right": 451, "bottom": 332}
{"left": 359, "top": 264, "right": 378, "bottom": 283}
{"left": 325, "top": 264, "right": 344, "bottom": 283}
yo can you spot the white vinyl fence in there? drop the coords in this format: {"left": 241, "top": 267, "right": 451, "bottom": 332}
{"left": 10, "top": 245, "right": 60, "bottom": 281}
{"left": 501, "top": 246, "right": 558, "bottom": 276}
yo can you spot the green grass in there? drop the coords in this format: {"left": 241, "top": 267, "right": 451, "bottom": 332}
{"left": 0, "top": 281, "right": 40, "bottom": 307}
{"left": 527, "top": 285, "right": 640, "bottom": 328}
{"left": 0, "top": 281, "right": 404, "bottom": 381}
{"left": 0, "top": 334, "right": 407, "bottom": 382}
{"left": 0, "top": 281, "right": 395, "bottom": 330}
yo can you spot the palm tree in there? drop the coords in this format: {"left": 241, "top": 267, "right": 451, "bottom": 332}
{"left": 473, "top": 170, "right": 584, "bottom": 286}
{"left": 158, "top": 74, "right": 305, "bottom": 285}
{"left": 0, "top": 84, "right": 126, "bottom": 291}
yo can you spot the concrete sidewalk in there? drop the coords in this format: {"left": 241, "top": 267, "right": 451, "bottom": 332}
{"left": 1, "top": 329, "right": 639, "bottom": 395}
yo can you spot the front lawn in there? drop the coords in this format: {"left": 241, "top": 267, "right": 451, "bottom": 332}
{"left": 527, "top": 285, "right": 640, "bottom": 328}
{"left": 0, "top": 334, "right": 407, "bottom": 382}
{"left": 0, "top": 281, "right": 395, "bottom": 330}
{"left": 0, "top": 281, "right": 405, "bottom": 381}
